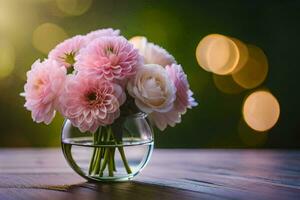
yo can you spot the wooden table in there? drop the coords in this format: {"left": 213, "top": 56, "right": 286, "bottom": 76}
{"left": 0, "top": 149, "right": 299, "bottom": 200}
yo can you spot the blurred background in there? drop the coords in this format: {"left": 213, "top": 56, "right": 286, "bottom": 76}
{"left": 0, "top": 0, "right": 299, "bottom": 148}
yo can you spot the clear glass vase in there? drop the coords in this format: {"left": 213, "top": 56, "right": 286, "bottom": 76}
{"left": 61, "top": 113, "right": 154, "bottom": 182}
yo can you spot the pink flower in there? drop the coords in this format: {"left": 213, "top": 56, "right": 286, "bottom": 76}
{"left": 75, "top": 36, "right": 142, "bottom": 80}
{"left": 85, "top": 28, "right": 120, "bottom": 43}
{"left": 22, "top": 59, "right": 66, "bottom": 124}
{"left": 149, "top": 64, "right": 197, "bottom": 130}
{"left": 59, "top": 73, "right": 126, "bottom": 133}
{"left": 48, "top": 35, "right": 86, "bottom": 68}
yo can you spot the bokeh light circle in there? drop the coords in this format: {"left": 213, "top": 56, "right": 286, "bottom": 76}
{"left": 230, "top": 37, "right": 249, "bottom": 74}
{"left": 196, "top": 34, "right": 215, "bottom": 72}
{"left": 56, "top": 0, "right": 93, "bottom": 16}
{"left": 32, "top": 23, "right": 68, "bottom": 54}
{"left": 0, "top": 39, "right": 15, "bottom": 79}
{"left": 233, "top": 45, "right": 268, "bottom": 89}
{"left": 129, "top": 36, "right": 147, "bottom": 53}
{"left": 243, "top": 91, "right": 280, "bottom": 132}
{"left": 196, "top": 34, "right": 240, "bottom": 75}
{"left": 212, "top": 74, "right": 244, "bottom": 94}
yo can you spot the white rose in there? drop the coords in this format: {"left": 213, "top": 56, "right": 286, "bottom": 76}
{"left": 129, "top": 36, "right": 176, "bottom": 67}
{"left": 127, "top": 64, "right": 176, "bottom": 113}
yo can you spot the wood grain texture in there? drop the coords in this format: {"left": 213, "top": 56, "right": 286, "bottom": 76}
{"left": 0, "top": 149, "right": 299, "bottom": 200}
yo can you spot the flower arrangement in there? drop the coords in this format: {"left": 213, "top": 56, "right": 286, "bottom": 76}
{"left": 22, "top": 28, "right": 197, "bottom": 178}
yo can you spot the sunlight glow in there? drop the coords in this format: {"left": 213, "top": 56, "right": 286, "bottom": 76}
{"left": 56, "top": 0, "right": 93, "bottom": 16}
{"left": 0, "top": 39, "right": 15, "bottom": 79}
{"left": 129, "top": 36, "right": 147, "bottom": 53}
{"left": 32, "top": 23, "right": 68, "bottom": 54}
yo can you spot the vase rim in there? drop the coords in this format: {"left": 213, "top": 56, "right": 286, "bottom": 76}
{"left": 63, "top": 112, "right": 147, "bottom": 125}
{"left": 125, "top": 112, "right": 148, "bottom": 119}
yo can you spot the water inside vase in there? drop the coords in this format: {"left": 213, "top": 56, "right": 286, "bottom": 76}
{"left": 62, "top": 137, "right": 154, "bottom": 181}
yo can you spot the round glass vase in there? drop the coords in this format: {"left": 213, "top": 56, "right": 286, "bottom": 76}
{"left": 61, "top": 113, "right": 154, "bottom": 182}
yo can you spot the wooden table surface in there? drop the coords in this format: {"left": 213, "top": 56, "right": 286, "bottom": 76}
{"left": 0, "top": 149, "right": 299, "bottom": 200}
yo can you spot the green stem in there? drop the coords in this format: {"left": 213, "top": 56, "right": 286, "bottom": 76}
{"left": 88, "top": 124, "right": 133, "bottom": 177}
{"left": 108, "top": 148, "right": 114, "bottom": 177}
{"left": 88, "top": 129, "right": 101, "bottom": 175}
{"left": 99, "top": 148, "right": 109, "bottom": 177}
{"left": 109, "top": 125, "right": 132, "bottom": 175}
{"left": 90, "top": 149, "right": 98, "bottom": 175}
{"left": 92, "top": 147, "right": 103, "bottom": 175}
{"left": 99, "top": 128, "right": 111, "bottom": 177}
{"left": 96, "top": 130, "right": 106, "bottom": 175}
{"left": 118, "top": 146, "right": 132, "bottom": 174}
{"left": 112, "top": 148, "right": 117, "bottom": 171}
{"left": 88, "top": 148, "right": 96, "bottom": 175}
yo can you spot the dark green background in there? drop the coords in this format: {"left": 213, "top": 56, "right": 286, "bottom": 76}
{"left": 1, "top": 0, "right": 299, "bottom": 148}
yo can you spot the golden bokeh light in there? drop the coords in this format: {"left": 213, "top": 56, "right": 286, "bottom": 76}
{"left": 212, "top": 74, "right": 244, "bottom": 94}
{"left": 56, "top": 0, "right": 93, "bottom": 16}
{"left": 32, "top": 23, "right": 68, "bottom": 54}
{"left": 230, "top": 37, "right": 249, "bottom": 74}
{"left": 0, "top": 39, "right": 15, "bottom": 79}
{"left": 196, "top": 34, "right": 247, "bottom": 75}
{"left": 196, "top": 34, "right": 215, "bottom": 72}
{"left": 232, "top": 45, "right": 268, "bottom": 89}
{"left": 243, "top": 90, "right": 280, "bottom": 132}
{"left": 0, "top": 1, "right": 15, "bottom": 33}
{"left": 0, "top": 1, "right": 38, "bottom": 45}
{"left": 238, "top": 119, "right": 268, "bottom": 147}
{"left": 129, "top": 36, "right": 147, "bottom": 53}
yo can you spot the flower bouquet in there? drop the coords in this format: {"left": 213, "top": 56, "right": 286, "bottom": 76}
{"left": 22, "top": 28, "right": 197, "bottom": 181}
